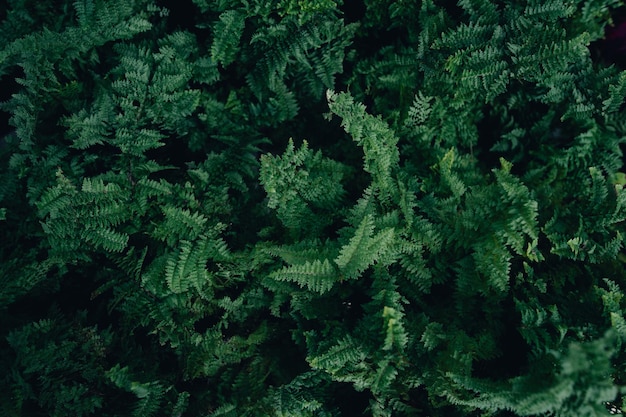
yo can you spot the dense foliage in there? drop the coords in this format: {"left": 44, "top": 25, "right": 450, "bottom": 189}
{"left": 2, "top": 0, "right": 626, "bottom": 415}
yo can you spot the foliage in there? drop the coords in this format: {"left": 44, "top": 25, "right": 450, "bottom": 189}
{"left": 2, "top": 0, "right": 626, "bottom": 416}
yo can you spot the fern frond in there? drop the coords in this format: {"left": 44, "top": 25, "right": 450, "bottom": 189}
{"left": 308, "top": 335, "right": 365, "bottom": 374}
{"left": 405, "top": 91, "right": 433, "bottom": 128}
{"left": 371, "top": 359, "right": 398, "bottom": 395}
{"left": 270, "top": 259, "right": 337, "bottom": 294}
{"left": 335, "top": 214, "right": 395, "bottom": 279}
{"left": 208, "top": 404, "right": 237, "bottom": 417}
{"left": 211, "top": 10, "right": 246, "bottom": 67}
{"left": 382, "top": 306, "right": 408, "bottom": 352}
{"left": 165, "top": 240, "right": 195, "bottom": 294}
{"left": 267, "top": 239, "right": 338, "bottom": 266}
{"left": 603, "top": 71, "right": 626, "bottom": 115}
{"left": 164, "top": 233, "right": 227, "bottom": 295}
{"left": 326, "top": 90, "right": 400, "bottom": 199}
{"left": 83, "top": 226, "right": 129, "bottom": 253}
{"left": 115, "top": 128, "right": 166, "bottom": 157}
{"left": 524, "top": 0, "right": 576, "bottom": 22}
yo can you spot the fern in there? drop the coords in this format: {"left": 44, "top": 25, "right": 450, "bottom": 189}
{"left": 382, "top": 306, "right": 408, "bottom": 351}
{"left": 3, "top": 0, "right": 626, "bottom": 415}
{"left": 598, "top": 279, "right": 626, "bottom": 341}
{"left": 523, "top": 0, "right": 576, "bottom": 21}
{"left": 260, "top": 138, "right": 346, "bottom": 236}
{"left": 270, "top": 259, "right": 338, "bottom": 294}
{"left": 446, "top": 331, "right": 620, "bottom": 416}
{"left": 603, "top": 71, "right": 626, "bottom": 115}
{"left": 260, "top": 371, "right": 335, "bottom": 416}
{"left": 326, "top": 90, "right": 400, "bottom": 201}
{"left": 247, "top": 13, "right": 356, "bottom": 100}
{"left": 106, "top": 365, "right": 165, "bottom": 417}
{"left": 371, "top": 359, "right": 399, "bottom": 395}
{"left": 334, "top": 214, "right": 395, "bottom": 279}
{"left": 308, "top": 335, "right": 366, "bottom": 374}
{"left": 211, "top": 10, "right": 246, "bottom": 67}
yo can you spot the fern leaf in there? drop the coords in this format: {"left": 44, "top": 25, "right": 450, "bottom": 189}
{"left": 382, "top": 306, "right": 408, "bottom": 351}
{"left": 163, "top": 206, "right": 208, "bottom": 240}
{"left": 603, "top": 71, "right": 626, "bottom": 115}
{"left": 165, "top": 240, "right": 194, "bottom": 293}
{"left": 270, "top": 259, "right": 337, "bottom": 294}
{"left": 115, "top": 128, "right": 165, "bottom": 156}
{"left": 130, "top": 382, "right": 163, "bottom": 417}
{"left": 610, "top": 312, "right": 626, "bottom": 339}
{"left": 524, "top": 0, "right": 576, "bottom": 21}
{"left": 326, "top": 90, "right": 400, "bottom": 199}
{"left": 472, "top": 240, "right": 511, "bottom": 293}
{"left": 84, "top": 227, "right": 129, "bottom": 253}
{"left": 208, "top": 404, "right": 237, "bottom": 417}
{"left": 267, "top": 239, "right": 338, "bottom": 267}
{"left": 335, "top": 214, "right": 375, "bottom": 278}
{"left": 406, "top": 91, "right": 433, "bottom": 127}
{"left": 308, "top": 336, "right": 364, "bottom": 373}
{"left": 371, "top": 359, "right": 398, "bottom": 395}
{"left": 335, "top": 215, "right": 395, "bottom": 279}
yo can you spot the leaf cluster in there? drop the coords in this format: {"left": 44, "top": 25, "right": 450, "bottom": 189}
{"left": 2, "top": 0, "right": 626, "bottom": 416}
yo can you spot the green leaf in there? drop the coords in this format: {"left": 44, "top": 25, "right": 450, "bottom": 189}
{"left": 165, "top": 240, "right": 195, "bottom": 294}
{"left": 382, "top": 306, "right": 408, "bottom": 351}
{"left": 371, "top": 359, "right": 398, "bottom": 394}
{"left": 335, "top": 215, "right": 395, "bottom": 279}
{"left": 308, "top": 336, "right": 364, "bottom": 373}
{"left": 270, "top": 259, "right": 337, "bottom": 294}
{"left": 211, "top": 10, "right": 246, "bottom": 67}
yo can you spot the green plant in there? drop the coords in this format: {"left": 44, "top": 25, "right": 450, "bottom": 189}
{"left": 2, "top": 0, "right": 626, "bottom": 416}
